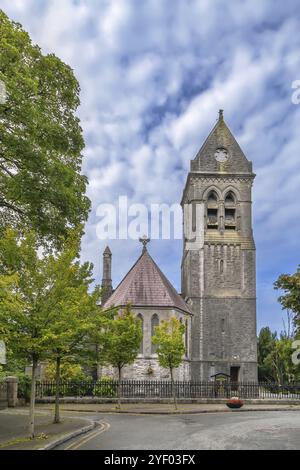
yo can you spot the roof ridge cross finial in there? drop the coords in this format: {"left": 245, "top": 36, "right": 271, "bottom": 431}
{"left": 139, "top": 235, "right": 150, "bottom": 253}
{"left": 219, "top": 109, "right": 224, "bottom": 121}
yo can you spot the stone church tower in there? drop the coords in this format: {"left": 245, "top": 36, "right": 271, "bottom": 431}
{"left": 181, "top": 110, "right": 258, "bottom": 382}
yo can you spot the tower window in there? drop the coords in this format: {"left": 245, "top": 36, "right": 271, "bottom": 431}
{"left": 225, "top": 208, "right": 236, "bottom": 229}
{"left": 207, "top": 209, "right": 218, "bottom": 229}
{"left": 225, "top": 192, "right": 236, "bottom": 230}
{"left": 225, "top": 192, "right": 235, "bottom": 205}
{"left": 208, "top": 191, "right": 218, "bottom": 205}
{"left": 207, "top": 191, "right": 219, "bottom": 230}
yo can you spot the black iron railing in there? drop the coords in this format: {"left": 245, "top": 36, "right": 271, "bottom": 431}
{"left": 35, "top": 380, "right": 300, "bottom": 399}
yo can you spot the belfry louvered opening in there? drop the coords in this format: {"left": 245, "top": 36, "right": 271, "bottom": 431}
{"left": 207, "top": 190, "right": 219, "bottom": 229}
{"left": 224, "top": 191, "right": 236, "bottom": 230}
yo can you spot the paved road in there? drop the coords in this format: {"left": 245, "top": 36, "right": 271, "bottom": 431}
{"left": 57, "top": 411, "right": 300, "bottom": 450}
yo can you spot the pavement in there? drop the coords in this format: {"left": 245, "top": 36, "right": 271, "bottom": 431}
{"left": 37, "top": 402, "right": 300, "bottom": 414}
{"left": 0, "top": 408, "right": 93, "bottom": 450}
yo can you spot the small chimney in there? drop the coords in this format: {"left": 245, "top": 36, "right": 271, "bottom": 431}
{"left": 101, "top": 246, "right": 112, "bottom": 305}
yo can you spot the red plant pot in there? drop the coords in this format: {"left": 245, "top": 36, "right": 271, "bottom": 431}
{"left": 226, "top": 398, "right": 244, "bottom": 409}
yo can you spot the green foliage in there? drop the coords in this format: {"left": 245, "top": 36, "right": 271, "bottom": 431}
{"left": 38, "top": 379, "right": 92, "bottom": 398}
{"left": 264, "top": 336, "right": 300, "bottom": 384}
{"left": 0, "top": 349, "right": 27, "bottom": 376}
{"left": 82, "top": 305, "right": 117, "bottom": 372}
{"left": 258, "top": 268, "right": 300, "bottom": 384}
{"left": 275, "top": 267, "right": 300, "bottom": 334}
{"left": 257, "top": 327, "right": 277, "bottom": 381}
{"left": 44, "top": 363, "right": 89, "bottom": 382}
{"left": 0, "top": 365, "right": 31, "bottom": 401}
{"left": 0, "top": 229, "right": 52, "bottom": 361}
{"left": 257, "top": 326, "right": 300, "bottom": 383}
{"left": 0, "top": 10, "right": 90, "bottom": 245}
{"left": 104, "top": 307, "right": 142, "bottom": 376}
{"left": 0, "top": 352, "right": 30, "bottom": 400}
{"left": 0, "top": 226, "right": 118, "bottom": 399}
{"left": 17, "top": 374, "right": 31, "bottom": 401}
{"left": 38, "top": 377, "right": 116, "bottom": 398}
{"left": 152, "top": 316, "right": 185, "bottom": 375}
{"left": 94, "top": 377, "right": 116, "bottom": 398}
{"left": 0, "top": 227, "right": 103, "bottom": 364}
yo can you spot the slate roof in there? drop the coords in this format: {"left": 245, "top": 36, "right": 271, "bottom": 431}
{"left": 103, "top": 249, "right": 192, "bottom": 314}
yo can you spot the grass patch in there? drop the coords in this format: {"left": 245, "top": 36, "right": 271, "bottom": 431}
{"left": 0, "top": 433, "right": 48, "bottom": 449}
{"left": 0, "top": 437, "right": 32, "bottom": 449}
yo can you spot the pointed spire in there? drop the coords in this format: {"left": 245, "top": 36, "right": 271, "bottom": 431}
{"left": 103, "top": 246, "right": 112, "bottom": 255}
{"left": 190, "top": 110, "right": 253, "bottom": 174}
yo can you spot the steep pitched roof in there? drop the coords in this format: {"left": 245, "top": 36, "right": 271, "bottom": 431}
{"left": 191, "top": 110, "right": 253, "bottom": 174}
{"left": 103, "top": 249, "right": 191, "bottom": 314}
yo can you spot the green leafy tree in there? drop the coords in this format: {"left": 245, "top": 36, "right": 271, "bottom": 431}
{"left": 0, "top": 229, "right": 53, "bottom": 437}
{"left": 152, "top": 317, "right": 185, "bottom": 409}
{"left": 275, "top": 267, "right": 300, "bottom": 335}
{"left": 264, "top": 336, "right": 299, "bottom": 384}
{"left": 46, "top": 299, "right": 116, "bottom": 424}
{"left": 39, "top": 235, "right": 106, "bottom": 424}
{"left": 0, "top": 228, "right": 107, "bottom": 435}
{"left": 257, "top": 327, "right": 277, "bottom": 381}
{"left": 257, "top": 326, "right": 300, "bottom": 384}
{"left": 84, "top": 305, "right": 117, "bottom": 381}
{"left": 45, "top": 363, "right": 89, "bottom": 382}
{"left": 0, "top": 10, "right": 90, "bottom": 245}
{"left": 104, "top": 307, "right": 142, "bottom": 409}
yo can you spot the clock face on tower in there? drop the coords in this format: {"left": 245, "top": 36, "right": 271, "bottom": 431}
{"left": 214, "top": 148, "right": 229, "bottom": 162}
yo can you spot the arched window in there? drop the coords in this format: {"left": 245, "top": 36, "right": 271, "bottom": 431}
{"left": 207, "top": 191, "right": 218, "bottom": 205}
{"left": 151, "top": 314, "right": 159, "bottom": 354}
{"left": 207, "top": 191, "right": 219, "bottom": 230}
{"left": 220, "top": 259, "right": 224, "bottom": 274}
{"left": 137, "top": 314, "right": 144, "bottom": 354}
{"left": 224, "top": 191, "right": 236, "bottom": 230}
{"left": 221, "top": 318, "right": 225, "bottom": 334}
{"left": 225, "top": 191, "right": 235, "bottom": 205}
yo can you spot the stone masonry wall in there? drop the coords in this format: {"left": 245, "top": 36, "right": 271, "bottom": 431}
{"left": 101, "top": 358, "right": 190, "bottom": 381}
{"left": 100, "top": 306, "right": 192, "bottom": 381}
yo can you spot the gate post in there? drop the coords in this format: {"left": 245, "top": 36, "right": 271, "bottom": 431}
{"left": 6, "top": 376, "right": 18, "bottom": 408}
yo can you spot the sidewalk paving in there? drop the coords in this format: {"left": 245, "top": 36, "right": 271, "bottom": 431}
{"left": 0, "top": 408, "right": 92, "bottom": 450}
{"left": 36, "top": 402, "right": 300, "bottom": 415}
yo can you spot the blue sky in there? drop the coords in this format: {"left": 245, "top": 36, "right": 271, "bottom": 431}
{"left": 1, "top": 0, "right": 300, "bottom": 334}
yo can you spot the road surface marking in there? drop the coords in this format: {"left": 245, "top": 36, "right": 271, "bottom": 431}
{"left": 64, "top": 421, "right": 110, "bottom": 450}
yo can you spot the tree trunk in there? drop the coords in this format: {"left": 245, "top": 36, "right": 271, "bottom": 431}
{"left": 54, "top": 356, "right": 61, "bottom": 424}
{"left": 170, "top": 367, "right": 177, "bottom": 410}
{"left": 95, "top": 344, "right": 100, "bottom": 381}
{"left": 29, "top": 356, "right": 38, "bottom": 439}
{"left": 117, "top": 366, "right": 122, "bottom": 411}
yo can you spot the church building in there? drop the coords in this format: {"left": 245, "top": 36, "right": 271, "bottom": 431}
{"left": 101, "top": 111, "right": 258, "bottom": 382}
{"left": 101, "top": 239, "right": 192, "bottom": 380}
